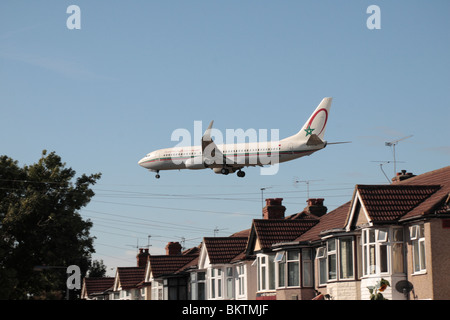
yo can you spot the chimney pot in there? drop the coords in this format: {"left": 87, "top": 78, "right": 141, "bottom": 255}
{"left": 305, "top": 198, "right": 327, "bottom": 217}
{"left": 263, "top": 198, "right": 286, "bottom": 219}
{"left": 136, "top": 248, "right": 150, "bottom": 267}
{"left": 165, "top": 241, "right": 182, "bottom": 256}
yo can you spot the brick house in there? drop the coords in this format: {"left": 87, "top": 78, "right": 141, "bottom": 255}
{"left": 144, "top": 242, "right": 199, "bottom": 300}
{"left": 81, "top": 277, "right": 114, "bottom": 300}
{"left": 89, "top": 166, "right": 450, "bottom": 300}
{"left": 272, "top": 166, "right": 450, "bottom": 300}
{"left": 191, "top": 229, "right": 255, "bottom": 300}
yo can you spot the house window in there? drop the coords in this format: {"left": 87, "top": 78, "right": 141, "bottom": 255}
{"left": 362, "top": 228, "right": 392, "bottom": 276}
{"left": 190, "top": 271, "right": 206, "bottom": 300}
{"left": 327, "top": 239, "right": 337, "bottom": 280}
{"left": 316, "top": 247, "right": 327, "bottom": 286}
{"left": 226, "top": 267, "right": 234, "bottom": 299}
{"left": 287, "top": 251, "right": 300, "bottom": 287}
{"left": 410, "top": 225, "right": 426, "bottom": 273}
{"left": 257, "top": 255, "right": 275, "bottom": 291}
{"left": 210, "top": 268, "right": 222, "bottom": 299}
{"left": 339, "top": 237, "right": 354, "bottom": 279}
{"left": 151, "top": 280, "right": 163, "bottom": 300}
{"left": 302, "top": 249, "right": 313, "bottom": 287}
{"left": 392, "top": 228, "right": 404, "bottom": 274}
{"left": 237, "top": 264, "right": 245, "bottom": 297}
{"left": 275, "top": 252, "right": 285, "bottom": 288}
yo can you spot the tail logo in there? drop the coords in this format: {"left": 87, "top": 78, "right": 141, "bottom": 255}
{"left": 305, "top": 108, "right": 328, "bottom": 137}
{"left": 304, "top": 126, "right": 315, "bottom": 137}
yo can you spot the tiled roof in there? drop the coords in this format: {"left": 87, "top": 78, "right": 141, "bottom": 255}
{"left": 296, "top": 201, "right": 351, "bottom": 243}
{"left": 396, "top": 166, "right": 450, "bottom": 220}
{"left": 83, "top": 277, "right": 114, "bottom": 295}
{"left": 356, "top": 184, "right": 441, "bottom": 223}
{"left": 253, "top": 218, "right": 319, "bottom": 249}
{"left": 116, "top": 267, "right": 145, "bottom": 289}
{"left": 203, "top": 237, "right": 248, "bottom": 264}
{"left": 149, "top": 255, "right": 198, "bottom": 278}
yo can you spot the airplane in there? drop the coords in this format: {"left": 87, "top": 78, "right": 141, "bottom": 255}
{"left": 138, "top": 97, "right": 346, "bottom": 178}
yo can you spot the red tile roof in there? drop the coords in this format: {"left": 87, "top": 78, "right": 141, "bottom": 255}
{"left": 396, "top": 166, "right": 450, "bottom": 220}
{"left": 83, "top": 277, "right": 115, "bottom": 295}
{"left": 252, "top": 218, "right": 319, "bottom": 250}
{"left": 116, "top": 267, "right": 145, "bottom": 289}
{"left": 356, "top": 184, "right": 441, "bottom": 223}
{"left": 148, "top": 255, "right": 198, "bottom": 278}
{"left": 203, "top": 237, "right": 248, "bottom": 264}
{"left": 296, "top": 201, "right": 351, "bottom": 243}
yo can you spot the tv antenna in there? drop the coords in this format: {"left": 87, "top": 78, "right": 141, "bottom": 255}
{"left": 371, "top": 161, "right": 406, "bottom": 183}
{"left": 260, "top": 187, "right": 273, "bottom": 215}
{"left": 385, "top": 135, "right": 413, "bottom": 175}
{"left": 293, "top": 178, "right": 323, "bottom": 199}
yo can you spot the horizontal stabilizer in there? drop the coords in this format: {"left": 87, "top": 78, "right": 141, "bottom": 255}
{"left": 327, "top": 141, "right": 352, "bottom": 145}
{"left": 306, "top": 134, "right": 325, "bottom": 146}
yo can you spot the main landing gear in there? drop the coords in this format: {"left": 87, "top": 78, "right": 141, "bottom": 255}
{"left": 237, "top": 170, "right": 245, "bottom": 178}
{"left": 220, "top": 168, "right": 245, "bottom": 178}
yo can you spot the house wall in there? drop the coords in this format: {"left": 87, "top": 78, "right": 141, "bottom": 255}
{"left": 327, "top": 281, "right": 361, "bottom": 300}
{"left": 429, "top": 219, "right": 450, "bottom": 299}
{"left": 276, "top": 288, "right": 315, "bottom": 300}
{"left": 406, "top": 222, "right": 433, "bottom": 300}
{"left": 245, "top": 261, "right": 258, "bottom": 300}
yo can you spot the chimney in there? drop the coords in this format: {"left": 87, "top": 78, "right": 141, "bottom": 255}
{"left": 392, "top": 170, "right": 416, "bottom": 183}
{"left": 305, "top": 198, "right": 327, "bottom": 217}
{"left": 263, "top": 198, "right": 286, "bottom": 219}
{"left": 165, "top": 242, "right": 182, "bottom": 256}
{"left": 136, "top": 248, "right": 150, "bottom": 267}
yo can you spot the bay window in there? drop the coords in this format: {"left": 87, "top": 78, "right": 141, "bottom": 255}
{"left": 361, "top": 227, "right": 405, "bottom": 276}
{"left": 316, "top": 237, "right": 355, "bottom": 284}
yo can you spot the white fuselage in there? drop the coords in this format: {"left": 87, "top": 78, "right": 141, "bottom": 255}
{"left": 138, "top": 136, "right": 326, "bottom": 172}
{"left": 138, "top": 97, "right": 333, "bottom": 177}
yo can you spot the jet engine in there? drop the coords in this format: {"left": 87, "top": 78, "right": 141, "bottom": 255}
{"left": 184, "top": 157, "right": 206, "bottom": 169}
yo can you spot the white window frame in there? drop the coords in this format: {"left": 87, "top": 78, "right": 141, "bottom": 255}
{"left": 327, "top": 239, "right": 337, "bottom": 281}
{"left": 410, "top": 224, "right": 426, "bottom": 274}
{"left": 209, "top": 267, "right": 223, "bottom": 299}
{"left": 316, "top": 246, "right": 327, "bottom": 286}
{"left": 225, "top": 267, "right": 234, "bottom": 299}
{"left": 236, "top": 264, "right": 246, "bottom": 298}
{"left": 339, "top": 237, "right": 354, "bottom": 280}
{"left": 257, "top": 254, "right": 275, "bottom": 292}
{"left": 302, "top": 248, "right": 313, "bottom": 287}
{"left": 287, "top": 250, "right": 300, "bottom": 287}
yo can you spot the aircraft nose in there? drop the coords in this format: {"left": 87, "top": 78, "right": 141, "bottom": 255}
{"left": 138, "top": 158, "right": 146, "bottom": 167}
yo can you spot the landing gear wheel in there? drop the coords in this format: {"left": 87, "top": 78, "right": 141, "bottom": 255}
{"left": 221, "top": 168, "right": 229, "bottom": 175}
{"left": 155, "top": 171, "right": 160, "bottom": 179}
{"left": 237, "top": 170, "right": 246, "bottom": 178}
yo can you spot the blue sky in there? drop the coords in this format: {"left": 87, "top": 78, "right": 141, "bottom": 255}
{"left": 1, "top": 1, "right": 449, "bottom": 275}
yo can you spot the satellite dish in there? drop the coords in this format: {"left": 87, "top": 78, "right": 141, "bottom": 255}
{"left": 395, "top": 280, "right": 414, "bottom": 297}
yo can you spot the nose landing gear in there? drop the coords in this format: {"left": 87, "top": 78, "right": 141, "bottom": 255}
{"left": 155, "top": 170, "right": 160, "bottom": 179}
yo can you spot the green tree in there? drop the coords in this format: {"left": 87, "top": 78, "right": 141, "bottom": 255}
{"left": 87, "top": 259, "right": 108, "bottom": 278}
{"left": 0, "top": 150, "right": 101, "bottom": 299}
